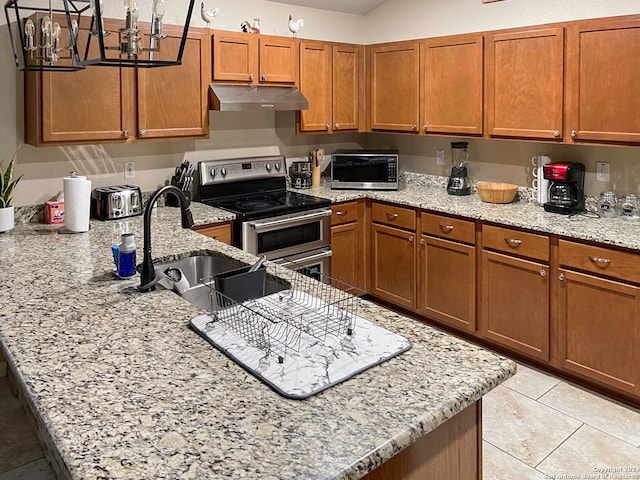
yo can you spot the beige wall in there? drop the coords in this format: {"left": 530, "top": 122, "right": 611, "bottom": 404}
{"left": 2, "top": 0, "right": 640, "bottom": 206}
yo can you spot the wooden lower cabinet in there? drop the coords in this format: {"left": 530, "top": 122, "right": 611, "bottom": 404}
{"left": 480, "top": 250, "right": 549, "bottom": 361}
{"left": 363, "top": 401, "right": 481, "bottom": 480}
{"left": 192, "top": 223, "right": 232, "bottom": 245}
{"left": 557, "top": 269, "right": 640, "bottom": 396}
{"left": 331, "top": 222, "right": 360, "bottom": 288}
{"left": 370, "top": 223, "right": 417, "bottom": 310}
{"left": 419, "top": 235, "right": 476, "bottom": 332}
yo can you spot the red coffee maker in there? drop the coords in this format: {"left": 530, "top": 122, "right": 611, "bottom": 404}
{"left": 542, "top": 163, "right": 585, "bottom": 214}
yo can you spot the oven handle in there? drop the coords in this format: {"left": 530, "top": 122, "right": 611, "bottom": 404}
{"left": 250, "top": 209, "right": 332, "bottom": 232}
{"left": 274, "top": 249, "right": 333, "bottom": 267}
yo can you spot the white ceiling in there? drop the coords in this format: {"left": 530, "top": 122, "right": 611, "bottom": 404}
{"left": 268, "top": 0, "right": 387, "bottom": 16}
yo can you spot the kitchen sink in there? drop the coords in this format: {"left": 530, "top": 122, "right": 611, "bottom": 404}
{"left": 154, "top": 254, "right": 284, "bottom": 311}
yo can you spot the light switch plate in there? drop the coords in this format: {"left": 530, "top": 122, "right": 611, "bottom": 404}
{"left": 436, "top": 149, "right": 445, "bottom": 165}
{"left": 596, "top": 162, "right": 609, "bottom": 182}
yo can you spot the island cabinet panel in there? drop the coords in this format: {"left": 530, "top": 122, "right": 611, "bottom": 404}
{"left": 331, "top": 201, "right": 366, "bottom": 290}
{"left": 136, "top": 28, "right": 210, "bottom": 139}
{"left": 192, "top": 222, "right": 232, "bottom": 245}
{"left": 212, "top": 31, "right": 297, "bottom": 85}
{"left": 480, "top": 250, "right": 550, "bottom": 361}
{"left": 369, "top": 42, "right": 420, "bottom": 132}
{"left": 565, "top": 18, "right": 640, "bottom": 144}
{"left": 421, "top": 34, "right": 484, "bottom": 135}
{"left": 485, "top": 27, "right": 564, "bottom": 140}
{"left": 363, "top": 401, "right": 480, "bottom": 480}
{"left": 26, "top": 23, "right": 134, "bottom": 145}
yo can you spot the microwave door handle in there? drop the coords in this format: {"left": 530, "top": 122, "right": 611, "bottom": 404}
{"left": 275, "top": 249, "right": 333, "bottom": 267}
{"left": 250, "top": 209, "right": 332, "bottom": 232}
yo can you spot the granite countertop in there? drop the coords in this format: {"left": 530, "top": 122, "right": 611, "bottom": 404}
{"left": 293, "top": 173, "right": 640, "bottom": 252}
{"left": 0, "top": 204, "right": 515, "bottom": 480}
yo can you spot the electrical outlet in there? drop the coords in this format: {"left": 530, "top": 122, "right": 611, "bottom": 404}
{"left": 124, "top": 161, "right": 135, "bottom": 179}
{"left": 436, "top": 149, "right": 445, "bottom": 165}
{"left": 596, "top": 162, "right": 609, "bottom": 182}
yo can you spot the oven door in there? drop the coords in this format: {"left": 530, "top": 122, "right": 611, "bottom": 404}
{"left": 272, "top": 247, "right": 332, "bottom": 283}
{"left": 242, "top": 208, "right": 332, "bottom": 260}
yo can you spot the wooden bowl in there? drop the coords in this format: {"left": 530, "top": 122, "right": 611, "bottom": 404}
{"left": 475, "top": 182, "right": 518, "bottom": 204}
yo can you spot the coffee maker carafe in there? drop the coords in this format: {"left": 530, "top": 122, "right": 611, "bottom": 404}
{"left": 447, "top": 142, "right": 471, "bottom": 196}
{"left": 542, "top": 162, "right": 585, "bottom": 214}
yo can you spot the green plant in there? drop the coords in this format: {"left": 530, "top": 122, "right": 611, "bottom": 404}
{"left": 0, "top": 145, "right": 23, "bottom": 208}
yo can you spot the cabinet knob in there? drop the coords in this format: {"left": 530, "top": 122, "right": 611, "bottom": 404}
{"left": 504, "top": 238, "right": 522, "bottom": 248}
{"left": 411, "top": 124, "right": 417, "bottom": 131}
{"left": 123, "top": 129, "right": 129, "bottom": 138}
{"left": 408, "top": 236, "right": 414, "bottom": 242}
{"left": 325, "top": 124, "right": 330, "bottom": 130}
{"left": 553, "top": 130, "right": 560, "bottom": 138}
{"left": 139, "top": 128, "right": 146, "bottom": 136}
{"left": 249, "top": 73, "right": 254, "bottom": 81}
{"left": 420, "top": 238, "right": 425, "bottom": 245}
{"left": 571, "top": 130, "right": 577, "bottom": 139}
{"left": 261, "top": 74, "right": 267, "bottom": 81}
{"left": 386, "top": 212, "right": 399, "bottom": 221}
{"left": 334, "top": 123, "right": 340, "bottom": 129}
{"left": 558, "top": 272, "right": 565, "bottom": 281}
{"left": 540, "top": 269, "right": 547, "bottom": 277}
{"left": 423, "top": 125, "right": 428, "bottom": 132}
{"left": 335, "top": 211, "right": 345, "bottom": 216}
{"left": 588, "top": 256, "right": 611, "bottom": 268}
{"left": 439, "top": 224, "right": 454, "bottom": 233}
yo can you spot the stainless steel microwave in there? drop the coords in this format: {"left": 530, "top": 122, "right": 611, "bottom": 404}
{"left": 330, "top": 149, "right": 399, "bottom": 190}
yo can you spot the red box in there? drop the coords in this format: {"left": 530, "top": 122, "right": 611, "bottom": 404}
{"left": 44, "top": 201, "right": 65, "bottom": 224}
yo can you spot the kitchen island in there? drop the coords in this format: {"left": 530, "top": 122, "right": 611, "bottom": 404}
{"left": 0, "top": 203, "right": 515, "bottom": 479}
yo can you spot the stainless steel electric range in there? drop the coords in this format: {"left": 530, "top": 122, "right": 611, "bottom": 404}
{"left": 197, "top": 155, "right": 332, "bottom": 281}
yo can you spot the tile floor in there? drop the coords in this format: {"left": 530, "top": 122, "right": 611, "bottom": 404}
{"left": 1, "top": 361, "right": 639, "bottom": 479}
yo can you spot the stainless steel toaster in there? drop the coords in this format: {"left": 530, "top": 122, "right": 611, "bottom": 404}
{"left": 91, "top": 185, "right": 143, "bottom": 220}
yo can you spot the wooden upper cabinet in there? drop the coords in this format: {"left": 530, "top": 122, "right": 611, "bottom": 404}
{"left": 485, "top": 27, "right": 564, "bottom": 140}
{"left": 259, "top": 36, "right": 298, "bottom": 84}
{"left": 299, "top": 41, "right": 332, "bottom": 132}
{"left": 369, "top": 42, "right": 420, "bottom": 132}
{"left": 332, "top": 44, "right": 360, "bottom": 131}
{"left": 137, "top": 27, "right": 209, "bottom": 139}
{"left": 421, "top": 34, "right": 484, "bottom": 135}
{"left": 27, "top": 23, "right": 133, "bottom": 145}
{"left": 565, "top": 19, "right": 640, "bottom": 144}
{"left": 212, "top": 31, "right": 297, "bottom": 85}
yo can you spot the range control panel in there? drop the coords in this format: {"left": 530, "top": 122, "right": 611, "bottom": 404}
{"left": 199, "top": 155, "right": 285, "bottom": 186}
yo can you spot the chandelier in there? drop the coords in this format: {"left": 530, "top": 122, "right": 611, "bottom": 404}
{"left": 79, "top": 0, "right": 196, "bottom": 68}
{"left": 4, "top": 0, "right": 88, "bottom": 71}
{"left": 4, "top": 0, "right": 196, "bottom": 71}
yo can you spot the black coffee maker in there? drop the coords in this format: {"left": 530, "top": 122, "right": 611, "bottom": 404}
{"left": 542, "top": 162, "right": 585, "bottom": 214}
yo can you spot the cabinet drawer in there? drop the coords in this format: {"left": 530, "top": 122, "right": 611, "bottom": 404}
{"left": 193, "top": 223, "right": 232, "bottom": 244}
{"left": 559, "top": 240, "right": 640, "bottom": 284}
{"left": 331, "top": 201, "right": 359, "bottom": 226}
{"left": 372, "top": 202, "right": 416, "bottom": 230}
{"left": 422, "top": 212, "right": 475, "bottom": 245}
{"left": 482, "top": 225, "right": 549, "bottom": 262}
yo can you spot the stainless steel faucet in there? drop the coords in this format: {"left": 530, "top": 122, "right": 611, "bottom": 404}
{"left": 140, "top": 185, "right": 194, "bottom": 292}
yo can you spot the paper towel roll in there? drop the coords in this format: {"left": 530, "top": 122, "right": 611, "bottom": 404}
{"left": 63, "top": 174, "right": 92, "bottom": 232}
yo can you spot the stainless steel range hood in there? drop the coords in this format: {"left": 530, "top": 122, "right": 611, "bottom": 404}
{"left": 209, "top": 84, "right": 309, "bottom": 111}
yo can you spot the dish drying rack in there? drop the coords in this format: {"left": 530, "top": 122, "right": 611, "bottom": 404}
{"left": 202, "top": 263, "right": 366, "bottom": 363}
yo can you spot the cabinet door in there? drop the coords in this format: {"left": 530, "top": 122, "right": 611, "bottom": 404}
{"left": 137, "top": 28, "right": 209, "bottom": 139}
{"left": 421, "top": 35, "right": 483, "bottom": 135}
{"left": 485, "top": 28, "right": 564, "bottom": 140}
{"left": 332, "top": 44, "right": 359, "bottom": 132}
{"left": 33, "top": 26, "right": 133, "bottom": 144}
{"left": 299, "top": 41, "right": 331, "bottom": 132}
{"left": 420, "top": 235, "right": 476, "bottom": 332}
{"left": 212, "top": 31, "right": 258, "bottom": 83}
{"left": 193, "top": 223, "right": 232, "bottom": 245}
{"left": 480, "top": 250, "right": 549, "bottom": 360}
{"left": 331, "top": 222, "right": 359, "bottom": 288}
{"left": 558, "top": 269, "right": 640, "bottom": 395}
{"left": 258, "top": 36, "right": 297, "bottom": 84}
{"left": 371, "top": 223, "right": 416, "bottom": 309}
{"left": 565, "top": 19, "right": 640, "bottom": 144}
{"left": 370, "top": 42, "right": 420, "bottom": 132}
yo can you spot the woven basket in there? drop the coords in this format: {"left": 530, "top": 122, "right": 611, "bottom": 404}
{"left": 476, "top": 182, "right": 518, "bottom": 204}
